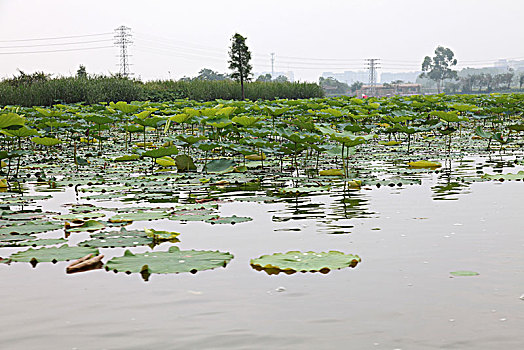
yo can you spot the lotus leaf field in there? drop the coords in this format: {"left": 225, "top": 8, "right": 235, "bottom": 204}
{"left": 1, "top": 93, "right": 523, "bottom": 349}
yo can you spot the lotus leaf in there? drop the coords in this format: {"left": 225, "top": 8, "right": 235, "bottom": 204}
{"left": 251, "top": 251, "right": 361, "bottom": 274}
{"left": 105, "top": 246, "right": 234, "bottom": 275}
{"left": 205, "top": 159, "right": 236, "bottom": 173}
{"left": 142, "top": 146, "right": 178, "bottom": 159}
{"left": 156, "top": 156, "right": 176, "bottom": 167}
{"left": 0, "top": 221, "right": 62, "bottom": 235}
{"left": 175, "top": 154, "right": 197, "bottom": 172}
{"left": 0, "top": 112, "right": 26, "bottom": 128}
{"left": 114, "top": 154, "right": 140, "bottom": 162}
{"left": 450, "top": 271, "right": 479, "bottom": 277}
{"left": 109, "top": 211, "right": 168, "bottom": 223}
{"left": 66, "top": 220, "right": 105, "bottom": 232}
{"left": 144, "top": 228, "right": 180, "bottom": 241}
{"left": 10, "top": 245, "right": 100, "bottom": 263}
{"left": 319, "top": 169, "right": 344, "bottom": 176}
{"left": 481, "top": 171, "right": 524, "bottom": 181}
{"left": 204, "top": 215, "right": 253, "bottom": 225}
{"left": 31, "top": 137, "right": 62, "bottom": 146}
{"left": 407, "top": 160, "right": 442, "bottom": 168}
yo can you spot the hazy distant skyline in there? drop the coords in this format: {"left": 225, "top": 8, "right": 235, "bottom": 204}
{"left": 1, "top": 0, "right": 523, "bottom": 82}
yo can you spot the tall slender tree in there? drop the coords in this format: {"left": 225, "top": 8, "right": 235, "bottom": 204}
{"left": 228, "top": 33, "right": 252, "bottom": 100}
{"left": 419, "top": 46, "right": 458, "bottom": 94}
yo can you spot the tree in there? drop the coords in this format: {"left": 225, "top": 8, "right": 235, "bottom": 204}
{"left": 520, "top": 74, "right": 524, "bottom": 90}
{"left": 319, "top": 77, "right": 349, "bottom": 95}
{"left": 419, "top": 46, "right": 458, "bottom": 94}
{"left": 256, "top": 74, "right": 272, "bottom": 82}
{"left": 228, "top": 33, "right": 252, "bottom": 100}
{"left": 274, "top": 75, "right": 289, "bottom": 83}
{"left": 76, "top": 65, "right": 87, "bottom": 79}
{"left": 349, "top": 81, "right": 363, "bottom": 93}
{"left": 195, "top": 68, "right": 228, "bottom": 81}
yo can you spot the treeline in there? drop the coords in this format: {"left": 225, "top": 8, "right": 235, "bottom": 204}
{"left": 0, "top": 71, "right": 324, "bottom": 107}
{"left": 444, "top": 71, "right": 524, "bottom": 94}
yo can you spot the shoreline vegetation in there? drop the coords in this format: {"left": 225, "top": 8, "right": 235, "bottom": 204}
{"left": 0, "top": 73, "right": 324, "bottom": 107}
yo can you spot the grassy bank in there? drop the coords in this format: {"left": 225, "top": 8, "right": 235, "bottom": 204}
{"left": 0, "top": 76, "right": 324, "bottom": 107}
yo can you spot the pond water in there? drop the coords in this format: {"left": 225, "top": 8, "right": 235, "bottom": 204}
{"left": 1, "top": 155, "right": 523, "bottom": 350}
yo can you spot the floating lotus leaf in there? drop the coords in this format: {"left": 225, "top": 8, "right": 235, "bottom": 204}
{"left": 5, "top": 126, "right": 39, "bottom": 138}
{"left": 114, "top": 154, "right": 140, "bottom": 162}
{"left": 53, "top": 212, "right": 105, "bottom": 220}
{"left": 481, "top": 171, "right": 524, "bottom": 181}
{"left": 105, "top": 246, "right": 234, "bottom": 276}
{"left": 251, "top": 251, "right": 361, "bottom": 274}
{"left": 109, "top": 211, "right": 168, "bottom": 223}
{"left": 169, "top": 213, "right": 219, "bottom": 222}
{"left": 245, "top": 153, "right": 266, "bottom": 161}
{"left": 204, "top": 215, "right": 253, "bottom": 225}
{"left": 66, "top": 220, "right": 105, "bottom": 232}
{"left": 407, "top": 160, "right": 442, "bottom": 168}
{"left": 78, "top": 233, "right": 152, "bottom": 248}
{"left": 9, "top": 245, "right": 99, "bottom": 264}
{"left": 379, "top": 140, "right": 402, "bottom": 146}
{"left": 144, "top": 228, "right": 180, "bottom": 242}
{"left": 450, "top": 271, "right": 479, "bottom": 277}
{"left": 0, "top": 221, "right": 62, "bottom": 235}
{"left": 15, "top": 238, "right": 68, "bottom": 247}
{"left": 319, "top": 169, "right": 344, "bottom": 176}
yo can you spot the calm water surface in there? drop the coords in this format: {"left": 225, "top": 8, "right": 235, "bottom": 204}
{"left": 1, "top": 165, "right": 524, "bottom": 349}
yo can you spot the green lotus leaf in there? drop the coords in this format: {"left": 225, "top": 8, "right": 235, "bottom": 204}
{"left": 14, "top": 238, "right": 68, "bottom": 247}
{"left": 508, "top": 124, "right": 524, "bottom": 132}
{"left": 78, "top": 232, "right": 153, "bottom": 248}
{"left": 142, "top": 146, "right": 179, "bottom": 159}
{"left": 0, "top": 221, "right": 62, "bottom": 235}
{"left": 84, "top": 114, "right": 113, "bottom": 125}
{"left": 105, "top": 246, "right": 234, "bottom": 275}
{"left": 0, "top": 112, "right": 26, "bottom": 129}
{"left": 232, "top": 115, "right": 265, "bottom": 127}
{"left": 450, "top": 271, "right": 479, "bottom": 277}
{"left": 109, "top": 211, "right": 168, "bottom": 223}
{"left": 474, "top": 126, "right": 493, "bottom": 139}
{"left": 251, "top": 251, "right": 361, "bottom": 274}
{"left": 205, "top": 117, "right": 233, "bottom": 129}
{"left": 66, "top": 220, "right": 105, "bottom": 232}
{"left": 144, "top": 228, "right": 180, "bottom": 242}
{"left": 205, "top": 158, "right": 236, "bottom": 173}
{"left": 9, "top": 245, "right": 99, "bottom": 263}
{"left": 109, "top": 101, "right": 140, "bottom": 114}
{"left": 174, "top": 154, "right": 197, "bottom": 172}
{"left": 481, "top": 171, "right": 524, "bottom": 181}
{"left": 407, "top": 160, "right": 442, "bottom": 168}
{"left": 31, "top": 137, "right": 62, "bottom": 146}
{"left": 5, "top": 126, "right": 39, "bottom": 138}
{"left": 53, "top": 212, "right": 105, "bottom": 221}
{"left": 169, "top": 113, "right": 191, "bottom": 124}
{"left": 204, "top": 215, "right": 253, "bottom": 225}
{"left": 114, "top": 154, "right": 140, "bottom": 162}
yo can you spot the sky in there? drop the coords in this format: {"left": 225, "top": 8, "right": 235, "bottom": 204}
{"left": 0, "top": 0, "right": 523, "bottom": 82}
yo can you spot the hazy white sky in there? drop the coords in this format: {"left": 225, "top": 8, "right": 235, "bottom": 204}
{"left": 0, "top": 0, "right": 523, "bottom": 82}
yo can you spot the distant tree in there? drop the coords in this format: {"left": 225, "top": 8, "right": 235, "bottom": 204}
{"left": 520, "top": 74, "right": 524, "bottom": 89}
{"left": 319, "top": 77, "right": 349, "bottom": 95}
{"left": 256, "top": 74, "right": 272, "bottom": 82}
{"left": 419, "top": 46, "right": 458, "bottom": 93}
{"left": 76, "top": 65, "right": 87, "bottom": 79}
{"left": 228, "top": 33, "right": 252, "bottom": 99}
{"left": 195, "top": 68, "right": 228, "bottom": 81}
{"left": 349, "top": 81, "right": 363, "bottom": 93}
{"left": 274, "top": 75, "right": 289, "bottom": 83}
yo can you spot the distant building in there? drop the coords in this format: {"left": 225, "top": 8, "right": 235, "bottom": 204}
{"left": 380, "top": 71, "right": 420, "bottom": 83}
{"left": 355, "top": 83, "right": 421, "bottom": 98}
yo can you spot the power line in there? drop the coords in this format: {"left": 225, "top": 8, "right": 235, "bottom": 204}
{"left": 0, "top": 32, "right": 113, "bottom": 43}
{"left": 365, "top": 59, "right": 380, "bottom": 96}
{"left": 0, "top": 39, "right": 114, "bottom": 49}
{"left": 0, "top": 46, "right": 114, "bottom": 55}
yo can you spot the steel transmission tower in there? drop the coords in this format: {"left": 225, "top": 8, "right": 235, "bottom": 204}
{"left": 270, "top": 53, "right": 275, "bottom": 79}
{"left": 365, "top": 58, "right": 380, "bottom": 96}
{"left": 114, "top": 26, "right": 132, "bottom": 77}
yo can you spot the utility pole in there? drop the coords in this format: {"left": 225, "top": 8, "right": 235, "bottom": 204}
{"left": 270, "top": 53, "right": 275, "bottom": 79}
{"left": 114, "top": 26, "right": 132, "bottom": 77}
{"left": 365, "top": 58, "right": 380, "bottom": 96}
